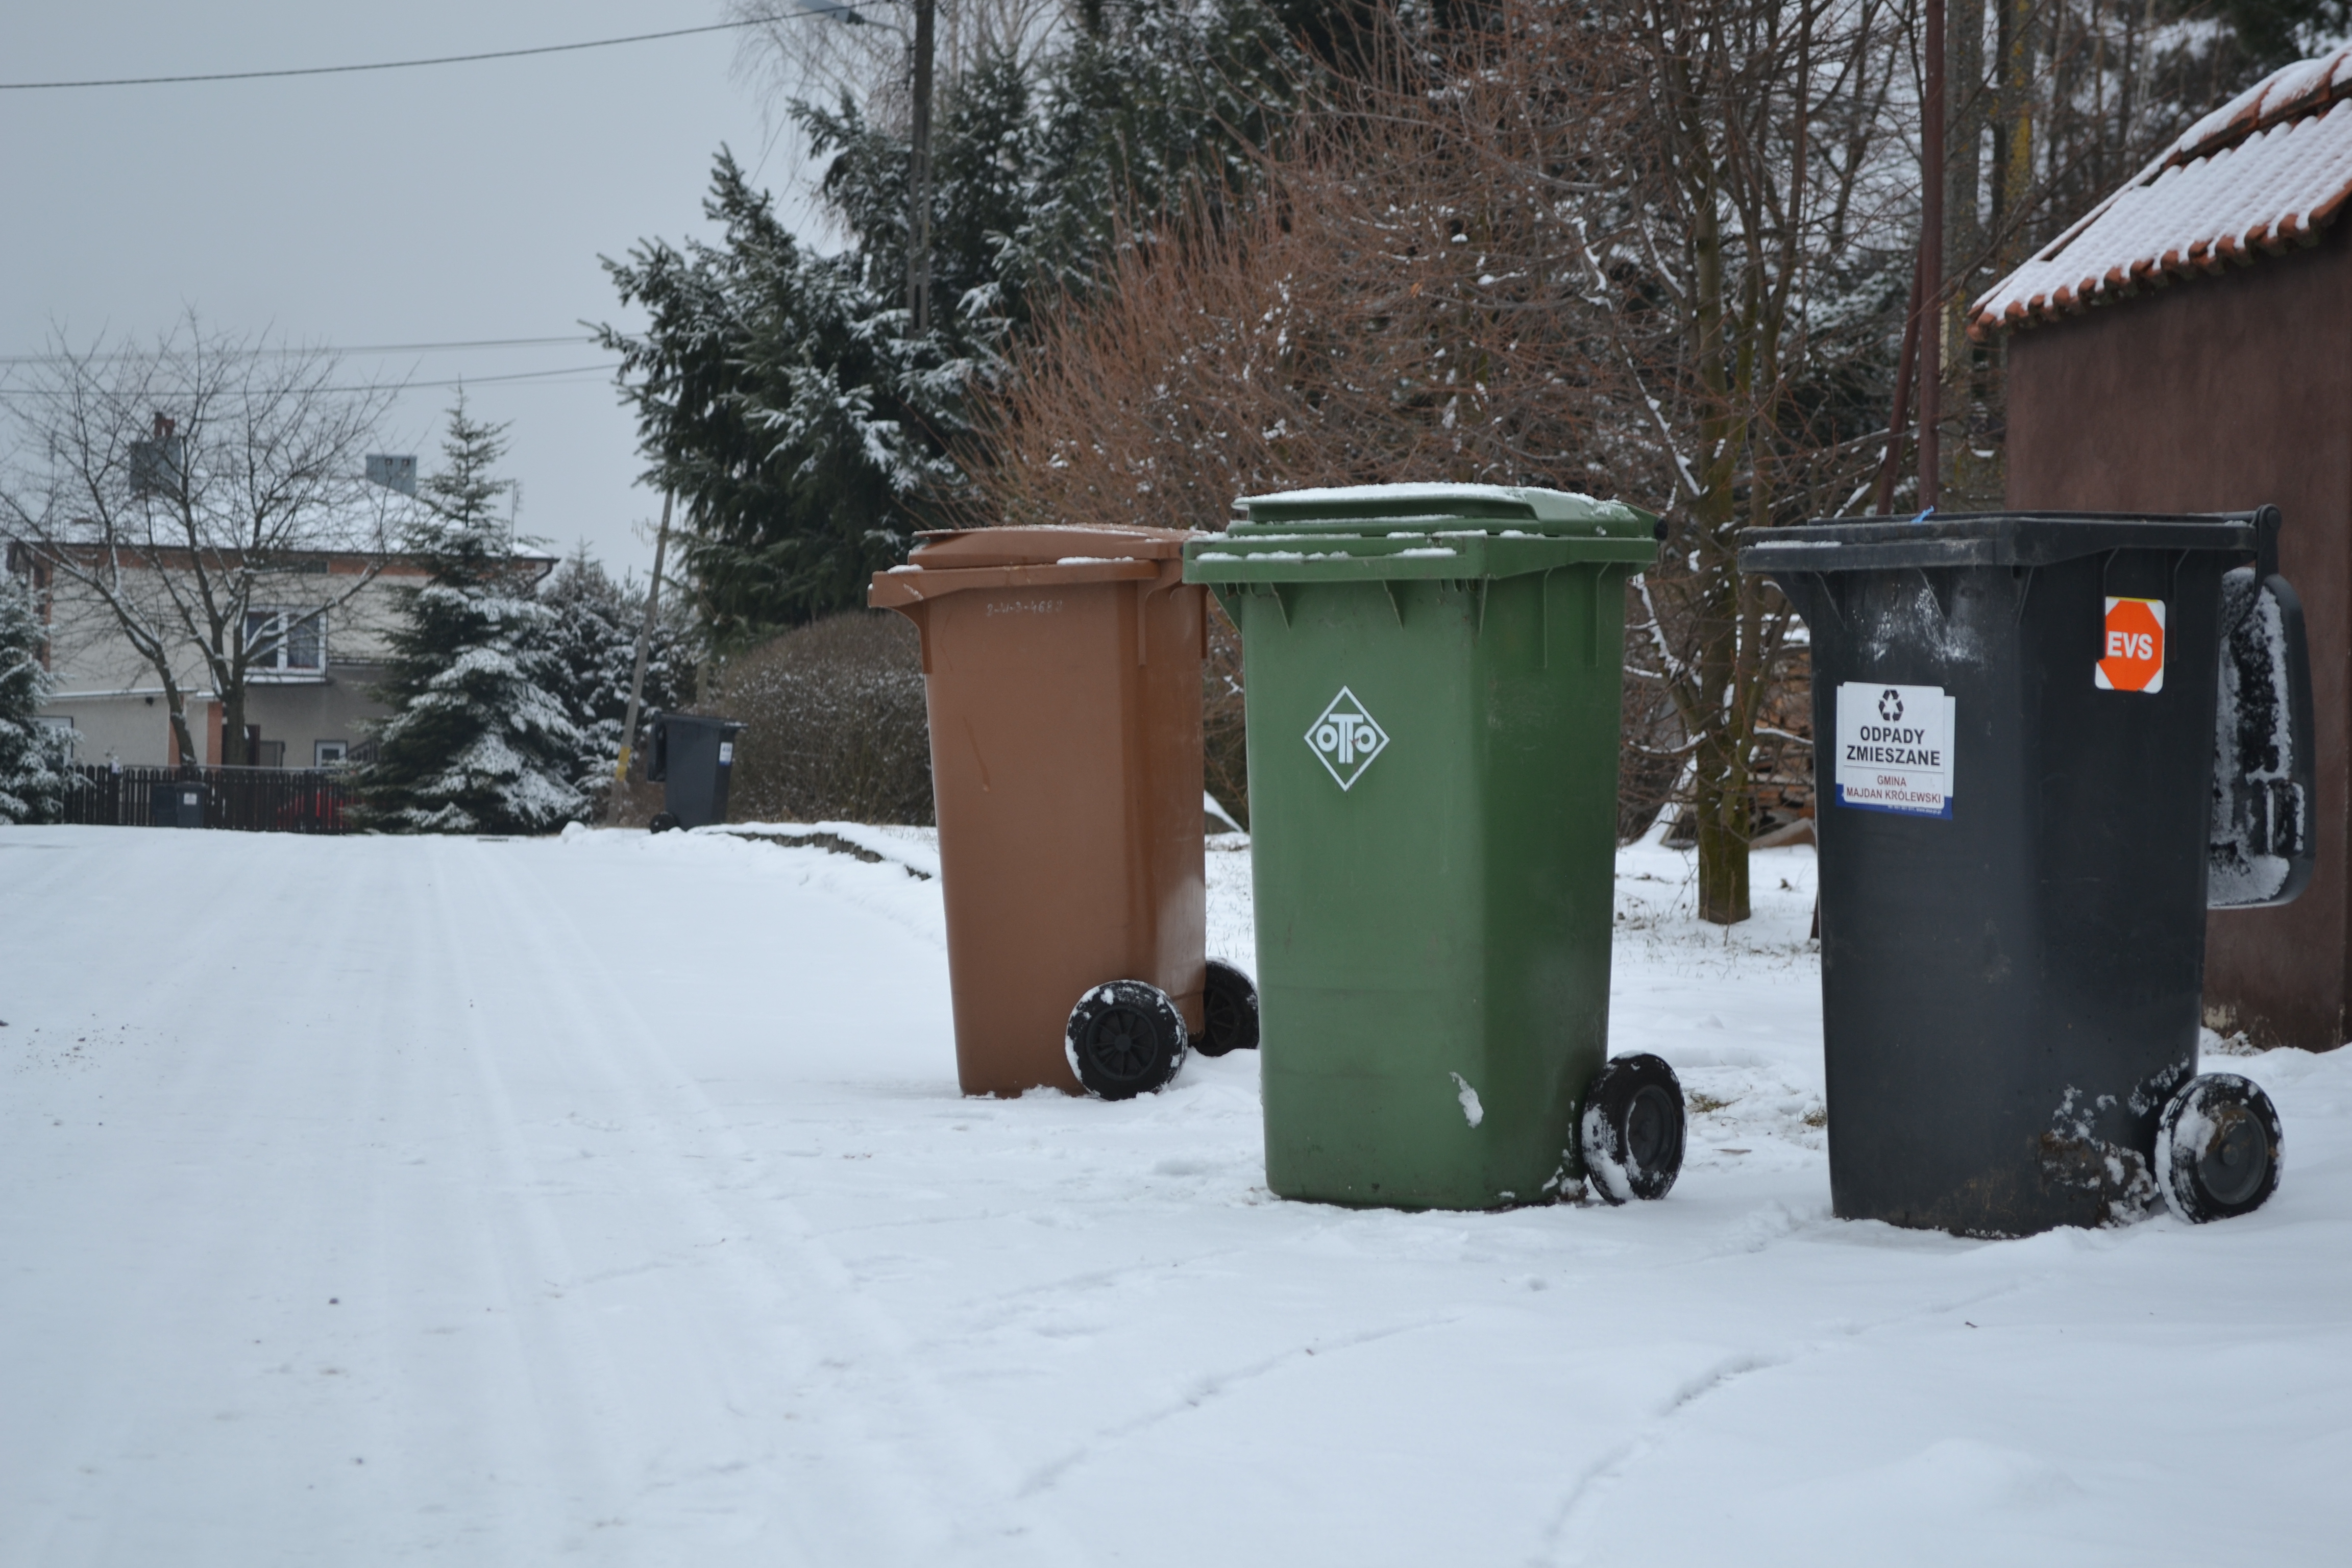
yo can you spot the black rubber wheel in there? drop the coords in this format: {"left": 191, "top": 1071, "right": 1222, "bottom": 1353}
{"left": 649, "top": 812, "right": 680, "bottom": 834}
{"left": 1579, "top": 1053, "right": 1686, "bottom": 1204}
{"left": 2157, "top": 1073, "right": 2283, "bottom": 1223}
{"left": 1195, "top": 959, "right": 1260, "bottom": 1057}
{"left": 1064, "top": 980, "right": 1188, "bottom": 1099}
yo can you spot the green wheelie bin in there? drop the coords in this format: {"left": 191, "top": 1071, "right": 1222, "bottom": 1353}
{"left": 1184, "top": 484, "right": 1683, "bottom": 1210}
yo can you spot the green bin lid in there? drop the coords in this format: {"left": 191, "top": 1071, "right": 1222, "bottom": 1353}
{"left": 1234, "top": 482, "right": 1652, "bottom": 534}
{"left": 1185, "top": 483, "right": 1658, "bottom": 584}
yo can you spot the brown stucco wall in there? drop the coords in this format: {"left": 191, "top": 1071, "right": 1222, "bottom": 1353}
{"left": 2005, "top": 217, "right": 2352, "bottom": 1049}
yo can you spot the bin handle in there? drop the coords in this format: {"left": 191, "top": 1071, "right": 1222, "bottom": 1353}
{"left": 2209, "top": 562, "right": 2317, "bottom": 909}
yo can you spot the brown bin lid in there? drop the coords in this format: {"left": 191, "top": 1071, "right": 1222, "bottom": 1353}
{"left": 870, "top": 524, "right": 1196, "bottom": 608}
{"left": 906, "top": 524, "right": 1193, "bottom": 568}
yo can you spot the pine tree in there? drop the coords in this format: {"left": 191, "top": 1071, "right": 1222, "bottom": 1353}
{"left": 359, "top": 400, "right": 584, "bottom": 834}
{"left": 0, "top": 574, "right": 71, "bottom": 824}
{"left": 598, "top": 0, "right": 1306, "bottom": 645}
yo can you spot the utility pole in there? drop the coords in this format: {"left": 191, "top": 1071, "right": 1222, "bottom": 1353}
{"left": 908, "top": 0, "right": 936, "bottom": 334}
{"left": 606, "top": 489, "right": 673, "bottom": 827}
{"left": 1918, "top": 0, "right": 1945, "bottom": 511}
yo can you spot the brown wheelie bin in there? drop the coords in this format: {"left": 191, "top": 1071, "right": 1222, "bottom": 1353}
{"left": 870, "top": 525, "right": 1258, "bottom": 1099}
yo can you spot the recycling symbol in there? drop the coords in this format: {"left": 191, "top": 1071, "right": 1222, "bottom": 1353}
{"left": 1878, "top": 689, "right": 1904, "bottom": 723}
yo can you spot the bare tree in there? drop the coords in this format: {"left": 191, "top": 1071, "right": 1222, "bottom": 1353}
{"left": 0, "top": 314, "right": 404, "bottom": 766}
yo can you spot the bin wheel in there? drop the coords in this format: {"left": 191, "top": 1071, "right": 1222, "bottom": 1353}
{"left": 1196, "top": 959, "right": 1260, "bottom": 1057}
{"left": 1064, "top": 981, "right": 1188, "bottom": 1100}
{"left": 649, "top": 812, "right": 680, "bottom": 834}
{"left": 2156, "top": 1073, "right": 2282, "bottom": 1223}
{"left": 1580, "top": 1054, "right": 1686, "bottom": 1204}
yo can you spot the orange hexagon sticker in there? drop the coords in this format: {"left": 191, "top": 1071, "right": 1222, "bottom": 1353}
{"left": 2097, "top": 597, "right": 2166, "bottom": 693}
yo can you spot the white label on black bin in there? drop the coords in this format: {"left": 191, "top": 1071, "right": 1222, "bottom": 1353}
{"left": 1834, "top": 682, "right": 1956, "bottom": 818}
{"left": 718, "top": 741, "right": 735, "bottom": 765}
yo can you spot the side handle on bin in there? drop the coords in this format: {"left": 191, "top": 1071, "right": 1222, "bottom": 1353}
{"left": 2209, "top": 564, "right": 2317, "bottom": 909}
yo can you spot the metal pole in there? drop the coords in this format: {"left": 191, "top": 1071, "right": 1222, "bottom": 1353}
{"left": 1918, "top": 0, "right": 1945, "bottom": 511}
{"left": 607, "top": 489, "right": 672, "bottom": 826}
{"left": 908, "top": 0, "right": 935, "bottom": 334}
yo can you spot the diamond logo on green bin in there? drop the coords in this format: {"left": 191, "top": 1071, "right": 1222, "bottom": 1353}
{"left": 1306, "top": 687, "right": 1389, "bottom": 791}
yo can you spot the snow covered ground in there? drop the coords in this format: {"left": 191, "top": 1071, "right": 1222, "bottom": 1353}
{"left": 3, "top": 822, "right": 2347, "bottom": 1565}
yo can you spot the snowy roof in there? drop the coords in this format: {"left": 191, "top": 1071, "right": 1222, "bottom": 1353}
{"left": 1969, "top": 47, "right": 2352, "bottom": 339}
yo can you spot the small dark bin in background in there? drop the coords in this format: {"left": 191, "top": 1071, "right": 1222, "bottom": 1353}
{"left": 149, "top": 781, "right": 207, "bottom": 829}
{"left": 646, "top": 714, "right": 746, "bottom": 830}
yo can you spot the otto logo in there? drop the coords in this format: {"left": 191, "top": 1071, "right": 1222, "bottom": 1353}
{"left": 1306, "top": 687, "right": 1389, "bottom": 791}
{"left": 2096, "top": 597, "right": 2166, "bottom": 693}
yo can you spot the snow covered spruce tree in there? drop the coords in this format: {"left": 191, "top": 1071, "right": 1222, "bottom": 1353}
{"left": 0, "top": 573, "right": 70, "bottom": 824}
{"left": 600, "top": 0, "right": 1303, "bottom": 646}
{"left": 537, "top": 546, "right": 696, "bottom": 810}
{"left": 358, "top": 401, "right": 583, "bottom": 834}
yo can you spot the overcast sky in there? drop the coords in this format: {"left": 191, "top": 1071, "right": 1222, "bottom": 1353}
{"left": 1, "top": 2, "right": 834, "bottom": 578}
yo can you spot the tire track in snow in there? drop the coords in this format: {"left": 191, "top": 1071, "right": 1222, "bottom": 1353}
{"left": 464, "top": 840, "right": 1092, "bottom": 1565}
{"left": 3, "top": 835, "right": 584, "bottom": 1564}
{"left": 1536, "top": 1272, "right": 2045, "bottom": 1566}
{"left": 1539, "top": 1349, "right": 1790, "bottom": 1565}
{"left": 403, "top": 838, "right": 687, "bottom": 1557}
{"left": 1014, "top": 1314, "right": 1458, "bottom": 1500}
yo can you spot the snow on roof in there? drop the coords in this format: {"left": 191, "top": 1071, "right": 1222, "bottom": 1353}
{"left": 1969, "top": 47, "right": 2352, "bottom": 340}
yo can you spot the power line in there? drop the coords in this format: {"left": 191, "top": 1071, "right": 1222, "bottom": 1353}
{"left": 0, "top": 362, "right": 623, "bottom": 398}
{"left": 0, "top": 335, "right": 599, "bottom": 365}
{"left": 381, "top": 363, "right": 623, "bottom": 391}
{"left": 0, "top": 10, "right": 877, "bottom": 92}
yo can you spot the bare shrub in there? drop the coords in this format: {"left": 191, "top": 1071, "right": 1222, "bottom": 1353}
{"left": 953, "top": 100, "right": 1653, "bottom": 531}
{"left": 700, "top": 610, "right": 935, "bottom": 825}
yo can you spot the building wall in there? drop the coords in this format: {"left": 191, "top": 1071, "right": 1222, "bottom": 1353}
{"left": 46, "top": 693, "right": 177, "bottom": 768}
{"left": 246, "top": 664, "right": 391, "bottom": 766}
{"left": 2005, "top": 217, "right": 2352, "bottom": 1049}
{"left": 29, "top": 558, "right": 424, "bottom": 770}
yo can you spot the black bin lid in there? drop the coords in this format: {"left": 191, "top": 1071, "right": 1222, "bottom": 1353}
{"left": 1738, "top": 509, "right": 2266, "bottom": 575}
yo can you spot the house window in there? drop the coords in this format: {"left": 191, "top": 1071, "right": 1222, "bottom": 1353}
{"left": 314, "top": 740, "right": 349, "bottom": 768}
{"left": 244, "top": 608, "right": 326, "bottom": 675}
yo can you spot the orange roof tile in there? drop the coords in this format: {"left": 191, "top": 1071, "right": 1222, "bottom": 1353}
{"left": 1969, "top": 47, "right": 2352, "bottom": 339}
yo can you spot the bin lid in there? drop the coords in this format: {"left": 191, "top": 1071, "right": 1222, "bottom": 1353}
{"left": 1184, "top": 482, "right": 1659, "bottom": 584}
{"left": 654, "top": 712, "right": 746, "bottom": 736}
{"left": 870, "top": 524, "right": 1192, "bottom": 608}
{"left": 1739, "top": 509, "right": 2265, "bottom": 576}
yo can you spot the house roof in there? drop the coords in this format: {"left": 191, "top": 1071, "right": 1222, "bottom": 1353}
{"left": 1969, "top": 47, "right": 2352, "bottom": 340}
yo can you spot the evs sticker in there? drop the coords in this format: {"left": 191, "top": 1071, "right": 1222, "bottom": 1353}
{"left": 2096, "top": 597, "right": 2165, "bottom": 693}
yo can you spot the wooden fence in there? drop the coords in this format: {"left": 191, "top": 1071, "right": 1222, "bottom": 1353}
{"left": 61, "top": 765, "right": 353, "bottom": 835}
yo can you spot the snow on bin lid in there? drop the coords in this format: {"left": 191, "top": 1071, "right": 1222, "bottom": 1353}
{"left": 904, "top": 524, "right": 1195, "bottom": 570}
{"left": 1233, "top": 482, "right": 1651, "bottom": 535}
{"left": 1970, "top": 46, "right": 2352, "bottom": 340}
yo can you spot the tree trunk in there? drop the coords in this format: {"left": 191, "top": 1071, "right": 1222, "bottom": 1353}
{"left": 1682, "top": 123, "right": 1752, "bottom": 927}
{"left": 167, "top": 695, "right": 200, "bottom": 770}
{"left": 221, "top": 687, "right": 246, "bottom": 768}
{"left": 1696, "top": 764, "right": 1752, "bottom": 925}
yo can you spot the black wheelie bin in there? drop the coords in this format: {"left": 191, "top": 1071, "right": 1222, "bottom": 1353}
{"left": 646, "top": 713, "right": 746, "bottom": 832}
{"left": 1741, "top": 507, "right": 2313, "bottom": 1235}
